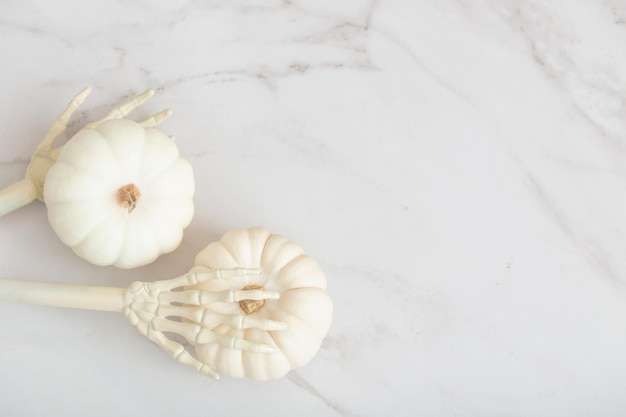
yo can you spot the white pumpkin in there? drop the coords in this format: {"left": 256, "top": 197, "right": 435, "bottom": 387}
{"left": 44, "top": 119, "right": 195, "bottom": 269}
{"left": 190, "top": 227, "right": 333, "bottom": 380}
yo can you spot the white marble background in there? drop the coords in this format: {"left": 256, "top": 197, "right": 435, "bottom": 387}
{"left": 1, "top": 0, "right": 626, "bottom": 415}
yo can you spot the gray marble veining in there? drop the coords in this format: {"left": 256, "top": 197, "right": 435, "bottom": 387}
{"left": 1, "top": 0, "right": 626, "bottom": 415}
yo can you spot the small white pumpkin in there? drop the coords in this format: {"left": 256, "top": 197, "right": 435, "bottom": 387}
{"left": 189, "top": 227, "right": 333, "bottom": 380}
{"left": 44, "top": 119, "right": 195, "bottom": 269}
{"left": 0, "top": 87, "right": 194, "bottom": 269}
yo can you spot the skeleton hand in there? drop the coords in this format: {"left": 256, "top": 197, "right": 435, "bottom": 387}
{"left": 124, "top": 267, "right": 286, "bottom": 379}
{"left": 28, "top": 87, "right": 171, "bottom": 200}
{"left": 0, "top": 86, "right": 175, "bottom": 219}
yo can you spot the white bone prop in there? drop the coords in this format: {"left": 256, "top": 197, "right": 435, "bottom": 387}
{"left": 0, "top": 267, "right": 286, "bottom": 379}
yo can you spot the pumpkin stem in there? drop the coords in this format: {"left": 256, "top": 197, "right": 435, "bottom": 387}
{"left": 239, "top": 285, "right": 266, "bottom": 314}
{"left": 117, "top": 183, "right": 141, "bottom": 213}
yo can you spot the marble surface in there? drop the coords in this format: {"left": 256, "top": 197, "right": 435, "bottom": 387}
{"left": 1, "top": 0, "right": 626, "bottom": 415}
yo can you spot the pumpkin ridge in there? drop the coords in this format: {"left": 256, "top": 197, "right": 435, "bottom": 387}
{"left": 240, "top": 330, "right": 287, "bottom": 380}
{"left": 219, "top": 238, "right": 251, "bottom": 270}
{"left": 102, "top": 120, "right": 146, "bottom": 179}
{"left": 266, "top": 254, "right": 321, "bottom": 290}
{"left": 56, "top": 131, "right": 118, "bottom": 178}
{"left": 195, "top": 243, "right": 239, "bottom": 271}
{"left": 76, "top": 211, "right": 111, "bottom": 243}
{"left": 48, "top": 200, "right": 113, "bottom": 247}
{"left": 137, "top": 128, "right": 181, "bottom": 182}
{"left": 46, "top": 196, "right": 113, "bottom": 203}
{"left": 59, "top": 160, "right": 117, "bottom": 184}
{"left": 220, "top": 229, "right": 259, "bottom": 267}
{"left": 138, "top": 153, "right": 180, "bottom": 184}
{"left": 268, "top": 331, "right": 290, "bottom": 364}
{"left": 260, "top": 236, "right": 306, "bottom": 276}
{"left": 112, "top": 217, "right": 129, "bottom": 265}
{"left": 116, "top": 213, "right": 164, "bottom": 268}
{"left": 258, "top": 231, "right": 275, "bottom": 266}
{"left": 139, "top": 159, "right": 186, "bottom": 190}
{"left": 72, "top": 214, "right": 126, "bottom": 266}
{"left": 277, "top": 289, "right": 332, "bottom": 337}
{"left": 213, "top": 326, "right": 246, "bottom": 377}
{"left": 273, "top": 254, "right": 309, "bottom": 276}
{"left": 138, "top": 198, "right": 193, "bottom": 228}
{"left": 272, "top": 306, "right": 321, "bottom": 339}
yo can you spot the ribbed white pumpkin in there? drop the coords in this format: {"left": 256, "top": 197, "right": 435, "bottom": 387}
{"left": 44, "top": 119, "right": 194, "bottom": 269}
{"left": 190, "top": 227, "right": 333, "bottom": 380}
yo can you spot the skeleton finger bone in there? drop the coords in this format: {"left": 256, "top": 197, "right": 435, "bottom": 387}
{"left": 208, "top": 332, "right": 277, "bottom": 353}
{"left": 146, "top": 329, "right": 220, "bottom": 379}
{"left": 158, "top": 287, "right": 279, "bottom": 305}
{"left": 156, "top": 305, "right": 288, "bottom": 331}
{"left": 151, "top": 318, "right": 277, "bottom": 353}
{"left": 37, "top": 86, "right": 92, "bottom": 152}
{"left": 84, "top": 89, "right": 154, "bottom": 129}
{"left": 139, "top": 109, "right": 172, "bottom": 128}
{"left": 151, "top": 267, "right": 262, "bottom": 291}
{"left": 215, "top": 313, "right": 288, "bottom": 331}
